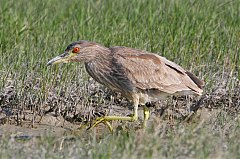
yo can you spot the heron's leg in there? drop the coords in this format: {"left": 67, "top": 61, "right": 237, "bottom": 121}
{"left": 104, "top": 121, "right": 113, "bottom": 132}
{"left": 88, "top": 95, "right": 139, "bottom": 132}
{"left": 143, "top": 105, "right": 150, "bottom": 128}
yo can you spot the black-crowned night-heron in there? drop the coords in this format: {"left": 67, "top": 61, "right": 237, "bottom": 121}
{"left": 47, "top": 40, "right": 204, "bottom": 132}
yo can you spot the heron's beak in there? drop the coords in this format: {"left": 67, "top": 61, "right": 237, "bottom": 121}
{"left": 47, "top": 52, "right": 73, "bottom": 65}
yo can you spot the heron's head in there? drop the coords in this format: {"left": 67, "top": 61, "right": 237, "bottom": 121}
{"left": 47, "top": 40, "right": 105, "bottom": 65}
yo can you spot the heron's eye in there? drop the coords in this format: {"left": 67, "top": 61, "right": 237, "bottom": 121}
{"left": 72, "top": 47, "right": 80, "bottom": 53}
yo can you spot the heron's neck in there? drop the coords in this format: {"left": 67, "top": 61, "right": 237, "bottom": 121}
{"left": 84, "top": 46, "right": 112, "bottom": 85}
{"left": 82, "top": 45, "right": 111, "bottom": 63}
{"left": 93, "top": 45, "right": 111, "bottom": 61}
{"left": 84, "top": 45, "right": 112, "bottom": 77}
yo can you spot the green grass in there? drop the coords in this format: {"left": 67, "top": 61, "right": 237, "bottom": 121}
{"left": 0, "top": 0, "right": 239, "bottom": 158}
{"left": 0, "top": 113, "right": 240, "bottom": 159}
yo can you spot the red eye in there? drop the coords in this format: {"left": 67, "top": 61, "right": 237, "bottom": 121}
{"left": 72, "top": 47, "right": 80, "bottom": 53}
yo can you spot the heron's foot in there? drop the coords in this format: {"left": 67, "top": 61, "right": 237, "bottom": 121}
{"left": 87, "top": 117, "right": 113, "bottom": 132}
{"left": 127, "top": 114, "right": 138, "bottom": 121}
{"left": 87, "top": 115, "right": 138, "bottom": 132}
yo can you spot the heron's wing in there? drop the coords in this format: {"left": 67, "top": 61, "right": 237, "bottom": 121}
{"left": 111, "top": 47, "right": 203, "bottom": 95}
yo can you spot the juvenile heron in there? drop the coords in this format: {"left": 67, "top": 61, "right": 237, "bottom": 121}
{"left": 47, "top": 40, "right": 204, "bottom": 131}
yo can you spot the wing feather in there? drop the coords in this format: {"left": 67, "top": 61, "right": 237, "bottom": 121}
{"left": 111, "top": 47, "right": 203, "bottom": 95}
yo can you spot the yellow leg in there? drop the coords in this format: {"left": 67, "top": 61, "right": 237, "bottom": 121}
{"left": 104, "top": 121, "right": 113, "bottom": 132}
{"left": 143, "top": 105, "right": 150, "bottom": 128}
{"left": 88, "top": 96, "right": 139, "bottom": 132}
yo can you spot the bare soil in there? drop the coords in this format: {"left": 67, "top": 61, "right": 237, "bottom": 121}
{"left": 0, "top": 73, "right": 239, "bottom": 138}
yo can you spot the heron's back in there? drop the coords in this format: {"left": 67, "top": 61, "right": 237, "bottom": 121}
{"left": 85, "top": 46, "right": 204, "bottom": 103}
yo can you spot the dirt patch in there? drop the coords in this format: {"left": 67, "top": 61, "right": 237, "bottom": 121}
{"left": 0, "top": 71, "right": 239, "bottom": 136}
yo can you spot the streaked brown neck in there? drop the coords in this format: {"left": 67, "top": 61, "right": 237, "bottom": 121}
{"left": 84, "top": 45, "right": 112, "bottom": 85}
{"left": 81, "top": 44, "right": 111, "bottom": 63}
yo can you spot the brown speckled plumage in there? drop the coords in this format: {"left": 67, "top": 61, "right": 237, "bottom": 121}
{"left": 47, "top": 40, "right": 204, "bottom": 130}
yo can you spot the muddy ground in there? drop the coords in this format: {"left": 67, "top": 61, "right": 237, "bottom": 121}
{"left": 0, "top": 72, "right": 239, "bottom": 138}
